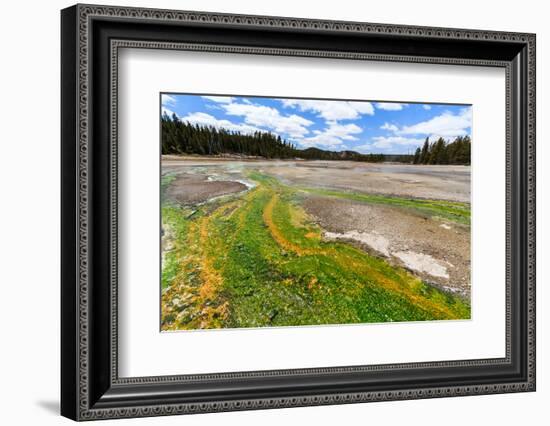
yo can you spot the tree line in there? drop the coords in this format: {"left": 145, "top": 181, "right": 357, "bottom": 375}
{"left": 162, "top": 113, "right": 470, "bottom": 164}
{"left": 162, "top": 113, "right": 385, "bottom": 162}
{"left": 412, "top": 136, "right": 471, "bottom": 165}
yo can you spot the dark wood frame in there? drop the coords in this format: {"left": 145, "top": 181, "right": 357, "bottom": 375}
{"left": 61, "top": 4, "right": 536, "bottom": 421}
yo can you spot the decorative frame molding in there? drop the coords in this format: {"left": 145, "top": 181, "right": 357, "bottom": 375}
{"left": 61, "top": 4, "right": 535, "bottom": 421}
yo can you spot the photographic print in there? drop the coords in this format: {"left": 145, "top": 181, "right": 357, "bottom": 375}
{"left": 160, "top": 94, "right": 472, "bottom": 331}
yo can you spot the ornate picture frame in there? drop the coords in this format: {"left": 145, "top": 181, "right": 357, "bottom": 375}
{"left": 61, "top": 4, "right": 535, "bottom": 421}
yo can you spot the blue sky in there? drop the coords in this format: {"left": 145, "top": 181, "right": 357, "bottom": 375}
{"left": 161, "top": 93, "right": 472, "bottom": 154}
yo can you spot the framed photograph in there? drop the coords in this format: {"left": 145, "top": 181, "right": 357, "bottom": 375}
{"left": 61, "top": 4, "right": 536, "bottom": 421}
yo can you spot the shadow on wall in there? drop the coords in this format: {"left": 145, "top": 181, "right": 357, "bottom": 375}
{"left": 35, "top": 400, "right": 59, "bottom": 416}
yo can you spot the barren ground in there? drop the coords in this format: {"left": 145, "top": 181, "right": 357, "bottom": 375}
{"left": 163, "top": 156, "right": 470, "bottom": 203}
{"left": 165, "top": 173, "right": 248, "bottom": 205}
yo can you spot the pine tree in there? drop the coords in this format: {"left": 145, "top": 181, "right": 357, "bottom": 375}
{"left": 419, "top": 137, "right": 430, "bottom": 164}
{"left": 413, "top": 147, "right": 421, "bottom": 164}
{"left": 410, "top": 135, "right": 471, "bottom": 165}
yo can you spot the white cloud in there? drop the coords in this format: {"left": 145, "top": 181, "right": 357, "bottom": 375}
{"left": 281, "top": 99, "right": 374, "bottom": 120}
{"left": 221, "top": 101, "right": 313, "bottom": 138}
{"left": 180, "top": 112, "right": 261, "bottom": 135}
{"left": 423, "top": 105, "right": 432, "bottom": 110}
{"left": 354, "top": 136, "right": 424, "bottom": 154}
{"left": 347, "top": 101, "right": 375, "bottom": 115}
{"left": 375, "top": 102, "right": 405, "bottom": 111}
{"left": 179, "top": 99, "right": 315, "bottom": 139}
{"left": 370, "top": 136, "right": 424, "bottom": 149}
{"left": 161, "top": 94, "right": 177, "bottom": 106}
{"left": 376, "top": 107, "right": 471, "bottom": 143}
{"left": 299, "top": 121, "right": 362, "bottom": 148}
{"left": 398, "top": 107, "right": 472, "bottom": 138}
{"left": 202, "top": 96, "right": 234, "bottom": 104}
{"left": 380, "top": 122, "right": 399, "bottom": 132}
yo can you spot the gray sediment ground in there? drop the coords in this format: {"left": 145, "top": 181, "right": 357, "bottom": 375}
{"left": 165, "top": 173, "right": 248, "bottom": 205}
